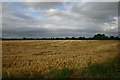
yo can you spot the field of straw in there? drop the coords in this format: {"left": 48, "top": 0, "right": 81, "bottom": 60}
{"left": 2, "top": 40, "right": 119, "bottom": 78}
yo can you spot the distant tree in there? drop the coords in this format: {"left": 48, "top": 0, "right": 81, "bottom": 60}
{"left": 81, "top": 37, "right": 86, "bottom": 40}
{"left": 110, "top": 36, "right": 115, "bottom": 40}
{"left": 78, "top": 37, "right": 82, "bottom": 40}
{"left": 23, "top": 37, "right": 26, "bottom": 40}
{"left": 71, "top": 37, "right": 75, "bottom": 40}
{"left": 65, "top": 37, "right": 69, "bottom": 40}
{"left": 88, "top": 37, "right": 92, "bottom": 40}
{"left": 78, "top": 37, "right": 86, "bottom": 40}
{"left": 93, "top": 34, "right": 108, "bottom": 40}
{"left": 114, "top": 37, "right": 119, "bottom": 40}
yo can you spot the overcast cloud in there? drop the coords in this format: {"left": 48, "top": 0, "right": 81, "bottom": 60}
{"left": 2, "top": 2, "right": 119, "bottom": 38}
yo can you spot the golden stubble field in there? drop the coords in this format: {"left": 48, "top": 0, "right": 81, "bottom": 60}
{"left": 2, "top": 40, "right": 119, "bottom": 78}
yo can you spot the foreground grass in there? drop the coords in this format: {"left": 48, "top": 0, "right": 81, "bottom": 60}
{"left": 2, "top": 56, "right": 119, "bottom": 79}
{"left": 81, "top": 56, "right": 120, "bottom": 78}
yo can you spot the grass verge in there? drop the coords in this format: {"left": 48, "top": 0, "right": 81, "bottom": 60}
{"left": 81, "top": 56, "right": 120, "bottom": 78}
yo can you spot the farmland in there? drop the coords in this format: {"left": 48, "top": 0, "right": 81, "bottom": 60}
{"left": 2, "top": 40, "right": 119, "bottom": 78}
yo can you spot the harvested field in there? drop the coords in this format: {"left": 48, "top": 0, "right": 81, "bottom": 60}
{"left": 2, "top": 40, "right": 119, "bottom": 78}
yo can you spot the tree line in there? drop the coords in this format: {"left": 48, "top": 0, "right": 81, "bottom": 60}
{"left": 1, "top": 34, "right": 120, "bottom": 40}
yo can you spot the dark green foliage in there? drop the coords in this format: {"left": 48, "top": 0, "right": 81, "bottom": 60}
{"left": 81, "top": 56, "right": 120, "bottom": 78}
{"left": 92, "top": 34, "right": 109, "bottom": 40}
{"left": 45, "top": 68, "right": 76, "bottom": 78}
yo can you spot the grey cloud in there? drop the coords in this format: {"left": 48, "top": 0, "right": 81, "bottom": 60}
{"left": 11, "top": 12, "right": 34, "bottom": 21}
{"left": 2, "top": 3, "right": 37, "bottom": 22}
{"left": 3, "top": 28, "right": 118, "bottom": 38}
{"left": 2, "top": 2, "right": 118, "bottom": 38}
{"left": 22, "top": 2, "right": 63, "bottom": 10}
{"left": 71, "top": 2, "right": 118, "bottom": 23}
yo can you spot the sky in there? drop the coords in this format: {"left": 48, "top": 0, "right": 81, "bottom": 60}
{"left": 2, "top": 1, "right": 119, "bottom": 38}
